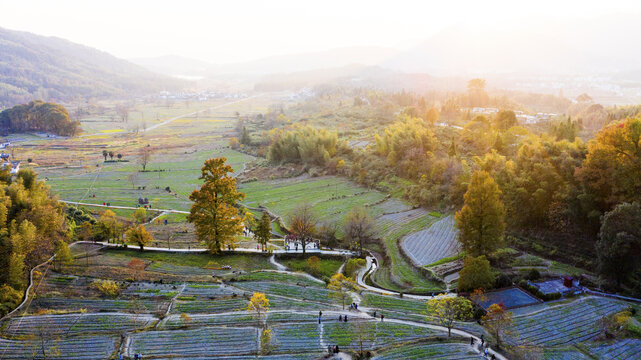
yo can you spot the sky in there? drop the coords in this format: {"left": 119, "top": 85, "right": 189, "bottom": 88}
{"left": 1, "top": 0, "right": 641, "bottom": 64}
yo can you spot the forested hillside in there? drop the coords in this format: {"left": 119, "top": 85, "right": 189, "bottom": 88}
{"left": 0, "top": 27, "right": 186, "bottom": 106}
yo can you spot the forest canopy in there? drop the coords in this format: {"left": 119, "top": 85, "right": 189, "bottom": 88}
{"left": 0, "top": 100, "right": 81, "bottom": 136}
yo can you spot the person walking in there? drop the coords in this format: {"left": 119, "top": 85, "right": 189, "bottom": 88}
{"left": 344, "top": 315, "right": 348, "bottom": 322}
{"left": 481, "top": 334, "right": 485, "bottom": 346}
{"left": 339, "top": 315, "right": 342, "bottom": 322}
{"left": 381, "top": 313, "right": 384, "bottom": 322}
{"left": 470, "top": 336, "right": 474, "bottom": 345}
{"left": 318, "top": 310, "right": 322, "bottom": 324}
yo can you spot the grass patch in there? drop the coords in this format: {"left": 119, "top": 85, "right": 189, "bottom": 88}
{"left": 278, "top": 256, "right": 343, "bottom": 281}
{"left": 425, "top": 252, "right": 465, "bottom": 267}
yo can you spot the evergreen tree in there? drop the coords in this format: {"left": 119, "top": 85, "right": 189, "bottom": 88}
{"left": 455, "top": 171, "right": 505, "bottom": 256}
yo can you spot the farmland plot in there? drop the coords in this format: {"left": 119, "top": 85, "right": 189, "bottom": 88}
{"left": 0, "top": 335, "right": 118, "bottom": 359}
{"left": 127, "top": 327, "right": 259, "bottom": 357}
{"left": 373, "top": 342, "right": 478, "bottom": 359}
{"left": 29, "top": 296, "right": 169, "bottom": 314}
{"left": 401, "top": 215, "right": 460, "bottom": 266}
{"left": 2, "top": 313, "right": 157, "bottom": 336}
{"left": 232, "top": 281, "right": 340, "bottom": 304}
{"left": 585, "top": 338, "right": 641, "bottom": 359}
{"left": 509, "top": 296, "right": 629, "bottom": 346}
{"left": 322, "top": 320, "right": 441, "bottom": 350}
{"left": 271, "top": 323, "right": 322, "bottom": 353}
{"left": 170, "top": 297, "right": 248, "bottom": 314}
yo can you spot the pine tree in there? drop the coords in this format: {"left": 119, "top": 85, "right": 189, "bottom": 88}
{"left": 455, "top": 171, "right": 505, "bottom": 256}
{"left": 188, "top": 158, "right": 245, "bottom": 253}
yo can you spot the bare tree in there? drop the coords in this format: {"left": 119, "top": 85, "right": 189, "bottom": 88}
{"left": 116, "top": 104, "right": 129, "bottom": 123}
{"left": 138, "top": 146, "right": 153, "bottom": 171}
{"left": 344, "top": 207, "right": 375, "bottom": 257}
{"left": 288, "top": 203, "right": 317, "bottom": 254}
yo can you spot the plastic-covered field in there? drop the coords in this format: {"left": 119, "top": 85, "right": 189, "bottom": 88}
{"left": 30, "top": 296, "right": 169, "bottom": 314}
{"left": 323, "top": 320, "right": 440, "bottom": 350}
{"left": 2, "top": 313, "right": 157, "bottom": 336}
{"left": 232, "top": 281, "right": 338, "bottom": 304}
{"left": 271, "top": 323, "right": 322, "bottom": 353}
{"left": 180, "top": 283, "right": 243, "bottom": 297}
{"left": 170, "top": 297, "right": 248, "bottom": 314}
{"left": 477, "top": 287, "right": 541, "bottom": 310}
{"left": 0, "top": 335, "right": 118, "bottom": 359}
{"left": 361, "top": 292, "right": 427, "bottom": 314}
{"left": 401, "top": 215, "right": 460, "bottom": 266}
{"left": 235, "top": 271, "right": 324, "bottom": 287}
{"left": 510, "top": 296, "right": 629, "bottom": 346}
{"left": 585, "top": 338, "right": 641, "bottom": 359}
{"left": 375, "top": 208, "right": 430, "bottom": 234}
{"left": 373, "top": 342, "right": 478, "bottom": 359}
{"left": 127, "top": 327, "right": 259, "bottom": 357}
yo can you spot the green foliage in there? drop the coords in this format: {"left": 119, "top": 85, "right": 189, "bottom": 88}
{"left": 267, "top": 125, "right": 338, "bottom": 166}
{"left": 0, "top": 100, "right": 80, "bottom": 135}
{"left": 596, "top": 202, "right": 641, "bottom": 288}
{"left": 455, "top": 171, "right": 505, "bottom": 256}
{"left": 0, "top": 283, "right": 22, "bottom": 317}
{"left": 426, "top": 295, "right": 474, "bottom": 336}
{"left": 254, "top": 211, "right": 271, "bottom": 251}
{"left": 344, "top": 258, "right": 366, "bottom": 279}
{"left": 458, "top": 255, "right": 495, "bottom": 292}
{"left": 132, "top": 207, "right": 147, "bottom": 224}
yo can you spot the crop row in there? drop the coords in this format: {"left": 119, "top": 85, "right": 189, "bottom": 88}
{"left": 30, "top": 296, "right": 169, "bottom": 314}
{"left": 373, "top": 342, "right": 478, "bottom": 359}
{"left": 2, "top": 313, "right": 157, "bottom": 337}
{"left": 323, "top": 320, "right": 440, "bottom": 350}
{"left": 170, "top": 297, "right": 248, "bottom": 314}
{"left": 234, "top": 271, "right": 323, "bottom": 287}
{"left": 232, "top": 281, "right": 337, "bottom": 304}
{"left": 510, "top": 296, "right": 629, "bottom": 346}
{"left": 127, "top": 327, "right": 259, "bottom": 357}
{"left": 586, "top": 338, "right": 641, "bottom": 359}
{"left": 0, "top": 335, "right": 118, "bottom": 359}
{"left": 271, "top": 323, "right": 322, "bottom": 353}
{"left": 401, "top": 214, "right": 459, "bottom": 266}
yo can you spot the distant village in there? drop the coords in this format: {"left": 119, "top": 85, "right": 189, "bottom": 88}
{"left": 470, "top": 107, "right": 557, "bottom": 124}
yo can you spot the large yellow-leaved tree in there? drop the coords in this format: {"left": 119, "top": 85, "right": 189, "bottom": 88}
{"left": 188, "top": 158, "right": 245, "bottom": 253}
{"left": 455, "top": 170, "right": 505, "bottom": 257}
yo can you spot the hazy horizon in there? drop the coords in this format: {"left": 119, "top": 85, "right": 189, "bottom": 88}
{"left": 2, "top": 0, "right": 641, "bottom": 69}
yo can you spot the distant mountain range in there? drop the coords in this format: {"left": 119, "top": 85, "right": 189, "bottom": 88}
{"left": 0, "top": 27, "right": 186, "bottom": 107}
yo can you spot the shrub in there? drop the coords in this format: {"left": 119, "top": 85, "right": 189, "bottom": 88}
{"left": 344, "top": 258, "right": 366, "bottom": 279}
{"left": 526, "top": 269, "right": 541, "bottom": 280}
{"left": 458, "top": 255, "right": 495, "bottom": 292}
{"left": 0, "top": 284, "right": 22, "bottom": 317}
{"left": 494, "top": 274, "right": 512, "bottom": 288}
{"left": 91, "top": 279, "right": 120, "bottom": 297}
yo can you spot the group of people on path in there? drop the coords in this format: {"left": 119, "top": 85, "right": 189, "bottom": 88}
{"left": 470, "top": 335, "right": 496, "bottom": 359}
{"left": 284, "top": 235, "right": 319, "bottom": 252}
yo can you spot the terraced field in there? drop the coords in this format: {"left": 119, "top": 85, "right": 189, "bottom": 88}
{"left": 0, "top": 335, "right": 119, "bottom": 359}
{"left": 373, "top": 342, "right": 478, "bottom": 359}
{"left": 127, "top": 327, "right": 260, "bottom": 357}
{"left": 401, "top": 214, "right": 460, "bottom": 266}
{"left": 509, "top": 296, "right": 629, "bottom": 347}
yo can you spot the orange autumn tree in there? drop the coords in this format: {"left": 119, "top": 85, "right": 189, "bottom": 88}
{"left": 188, "top": 158, "right": 245, "bottom": 253}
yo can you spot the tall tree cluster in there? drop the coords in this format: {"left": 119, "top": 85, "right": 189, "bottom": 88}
{"left": 0, "top": 101, "right": 81, "bottom": 136}
{"left": 0, "top": 168, "right": 69, "bottom": 316}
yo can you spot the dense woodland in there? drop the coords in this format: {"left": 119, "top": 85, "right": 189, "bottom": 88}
{"left": 0, "top": 100, "right": 81, "bottom": 136}
{"left": 237, "top": 82, "right": 641, "bottom": 296}
{"left": 0, "top": 169, "right": 70, "bottom": 316}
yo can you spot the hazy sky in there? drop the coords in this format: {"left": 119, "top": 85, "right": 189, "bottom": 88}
{"left": 1, "top": 0, "right": 640, "bottom": 64}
